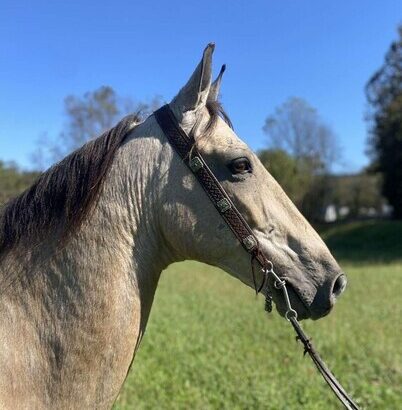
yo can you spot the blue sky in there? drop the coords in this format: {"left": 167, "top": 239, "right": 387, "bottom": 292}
{"left": 0, "top": 0, "right": 401, "bottom": 172}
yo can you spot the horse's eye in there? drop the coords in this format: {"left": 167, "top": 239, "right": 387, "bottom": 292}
{"left": 229, "top": 157, "right": 252, "bottom": 174}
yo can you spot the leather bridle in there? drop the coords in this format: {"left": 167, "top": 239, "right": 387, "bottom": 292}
{"left": 154, "top": 104, "right": 360, "bottom": 410}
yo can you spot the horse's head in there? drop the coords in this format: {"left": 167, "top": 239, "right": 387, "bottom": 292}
{"left": 158, "top": 44, "right": 346, "bottom": 320}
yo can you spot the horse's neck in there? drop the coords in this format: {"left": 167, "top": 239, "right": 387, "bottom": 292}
{"left": 0, "top": 131, "right": 174, "bottom": 408}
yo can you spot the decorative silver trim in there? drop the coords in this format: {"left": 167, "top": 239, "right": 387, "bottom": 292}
{"left": 243, "top": 235, "right": 257, "bottom": 250}
{"left": 189, "top": 156, "right": 203, "bottom": 172}
{"left": 217, "top": 198, "right": 231, "bottom": 213}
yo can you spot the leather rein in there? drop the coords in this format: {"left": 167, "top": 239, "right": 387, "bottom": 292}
{"left": 154, "top": 104, "right": 360, "bottom": 410}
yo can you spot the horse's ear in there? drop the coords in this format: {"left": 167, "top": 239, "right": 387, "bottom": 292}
{"left": 208, "top": 64, "right": 226, "bottom": 102}
{"left": 170, "top": 43, "right": 214, "bottom": 120}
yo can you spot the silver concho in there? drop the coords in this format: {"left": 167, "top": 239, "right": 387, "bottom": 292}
{"left": 217, "top": 198, "right": 231, "bottom": 213}
{"left": 243, "top": 235, "right": 257, "bottom": 250}
{"left": 189, "top": 156, "right": 203, "bottom": 172}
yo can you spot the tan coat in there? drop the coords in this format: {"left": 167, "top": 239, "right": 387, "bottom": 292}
{"left": 0, "top": 45, "right": 345, "bottom": 409}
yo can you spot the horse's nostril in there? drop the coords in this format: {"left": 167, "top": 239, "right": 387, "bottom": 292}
{"left": 332, "top": 274, "right": 347, "bottom": 298}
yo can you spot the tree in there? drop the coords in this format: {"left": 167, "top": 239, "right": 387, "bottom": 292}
{"left": 33, "top": 86, "right": 161, "bottom": 168}
{"left": 263, "top": 97, "right": 339, "bottom": 173}
{"left": 262, "top": 97, "right": 340, "bottom": 220}
{"left": 327, "top": 173, "right": 385, "bottom": 219}
{"left": 258, "top": 149, "right": 313, "bottom": 205}
{"left": 366, "top": 26, "right": 402, "bottom": 218}
{"left": 0, "top": 161, "right": 39, "bottom": 205}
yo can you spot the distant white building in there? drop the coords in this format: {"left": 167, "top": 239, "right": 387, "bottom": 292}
{"left": 324, "top": 205, "right": 337, "bottom": 222}
{"left": 321, "top": 202, "right": 393, "bottom": 223}
{"left": 338, "top": 206, "right": 350, "bottom": 218}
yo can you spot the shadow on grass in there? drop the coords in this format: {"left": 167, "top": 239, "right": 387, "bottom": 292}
{"left": 319, "top": 220, "right": 402, "bottom": 264}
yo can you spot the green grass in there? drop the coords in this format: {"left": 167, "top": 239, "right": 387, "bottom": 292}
{"left": 319, "top": 220, "right": 402, "bottom": 264}
{"left": 115, "top": 221, "right": 402, "bottom": 409}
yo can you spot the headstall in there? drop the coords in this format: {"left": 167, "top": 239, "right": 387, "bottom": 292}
{"left": 154, "top": 104, "right": 360, "bottom": 410}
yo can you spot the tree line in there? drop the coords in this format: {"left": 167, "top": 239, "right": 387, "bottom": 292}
{"left": 0, "top": 161, "right": 39, "bottom": 205}
{"left": 366, "top": 25, "right": 402, "bottom": 218}
{"left": 1, "top": 27, "right": 401, "bottom": 220}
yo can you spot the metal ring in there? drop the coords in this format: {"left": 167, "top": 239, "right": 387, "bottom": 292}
{"left": 265, "top": 260, "right": 274, "bottom": 273}
{"left": 285, "top": 309, "right": 298, "bottom": 321}
{"left": 274, "top": 279, "right": 286, "bottom": 289}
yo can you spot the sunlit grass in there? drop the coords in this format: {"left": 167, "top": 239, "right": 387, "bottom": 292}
{"left": 320, "top": 220, "right": 402, "bottom": 264}
{"left": 115, "top": 259, "right": 401, "bottom": 409}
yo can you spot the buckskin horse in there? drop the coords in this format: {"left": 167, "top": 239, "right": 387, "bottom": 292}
{"left": 0, "top": 44, "right": 347, "bottom": 408}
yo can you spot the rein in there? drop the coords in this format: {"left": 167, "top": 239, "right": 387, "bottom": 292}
{"left": 154, "top": 104, "right": 360, "bottom": 410}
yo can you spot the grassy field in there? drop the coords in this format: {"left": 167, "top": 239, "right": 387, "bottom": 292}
{"left": 115, "top": 221, "right": 402, "bottom": 409}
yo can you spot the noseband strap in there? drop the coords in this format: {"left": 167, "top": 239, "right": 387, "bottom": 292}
{"left": 154, "top": 104, "right": 360, "bottom": 410}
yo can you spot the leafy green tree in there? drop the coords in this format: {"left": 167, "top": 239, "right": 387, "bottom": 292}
{"left": 258, "top": 149, "right": 313, "bottom": 205}
{"left": 0, "top": 161, "right": 39, "bottom": 205}
{"left": 329, "top": 173, "right": 385, "bottom": 219}
{"left": 366, "top": 26, "right": 402, "bottom": 218}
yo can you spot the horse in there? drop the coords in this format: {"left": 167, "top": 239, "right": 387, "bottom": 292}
{"left": 0, "top": 44, "right": 347, "bottom": 408}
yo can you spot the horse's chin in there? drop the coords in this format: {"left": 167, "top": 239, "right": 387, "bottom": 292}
{"left": 268, "top": 280, "right": 333, "bottom": 321}
{"left": 264, "top": 277, "right": 312, "bottom": 321}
